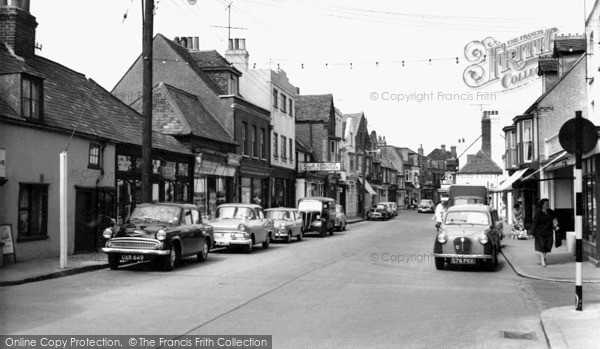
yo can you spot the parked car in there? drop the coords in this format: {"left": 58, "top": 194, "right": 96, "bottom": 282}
{"left": 265, "top": 208, "right": 303, "bottom": 243}
{"left": 334, "top": 204, "right": 347, "bottom": 231}
{"left": 367, "top": 204, "right": 390, "bottom": 221}
{"left": 102, "top": 203, "right": 213, "bottom": 271}
{"left": 380, "top": 202, "right": 398, "bottom": 216}
{"left": 297, "top": 197, "right": 336, "bottom": 237}
{"left": 433, "top": 204, "right": 503, "bottom": 271}
{"left": 207, "top": 204, "right": 274, "bottom": 253}
{"left": 379, "top": 202, "right": 396, "bottom": 218}
{"left": 417, "top": 199, "right": 435, "bottom": 213}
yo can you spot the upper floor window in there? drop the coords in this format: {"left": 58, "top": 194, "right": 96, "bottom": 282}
{"left": 229, "top": 75, "right": 239, "bottom": 95}
{"left": 22, "top": 75, "right": 42, "bottom": 121}
{"left": 273, "top": 89, "right": 279, "bottom": 109}
{"left": 273, "top": 132, "right": 279, "bottom": 158}
{"left": 281, "top": 135, "right": 287, "bottom": 159}
{"left": 289, "top": 99, "right": 293, "bottom": 117}
{"left": 289, "top": 138, "right": 293, "bottom": 161}
{"left": 259, "top": 128, "right": 266, "bottom": 159}
{"left": 516, "top": 118, "right": 533, "bottom": 163}
{"left": 251, "top": 126, "right": 257, "bottom": 158}
{"left": 241, "top": 122, "right": 248, "bottom": 156}
{"left": 281, "top": 93, "right": 287, "bottom": 114}
{"left": 88, "top": 143, "right": 102, "bottom": 169}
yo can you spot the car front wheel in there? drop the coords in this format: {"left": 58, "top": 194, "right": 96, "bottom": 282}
{"left": 297, "top": 230, "right": 303, "bottom": 241}
{"left": 286, "top": 231, "right": 292, "bottom": 243}
{"left": 164, "top": 245, "right": 178, "bottom": 271}
{"left": 435, "top": 257, "right": 445, "bottom": 270}
{"left": 108, "top": 254, "right": 120, "bottom": 270}
{"left": 262, "top": 233, "right": 271, "bottom": 249}
{"left": 244, "top": 237, "right": 254, "bottom": 254}
{"left": 197, "top": 240, "right": 209, "bottom": 262}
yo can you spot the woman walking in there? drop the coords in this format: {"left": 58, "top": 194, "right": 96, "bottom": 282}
{"left": 531, "top": 198, "right": 559, "bottom": 267}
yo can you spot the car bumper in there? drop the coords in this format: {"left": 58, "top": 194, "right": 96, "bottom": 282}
{"left": 272, "top": 230, "right": 292, "bottom": 240}
{"left": 213, "top": 235, "right": 252, "bottom": 246}
{"left": 102, "top": 248, "right": 170, "bottom": 256}
{"left": 434, "top": 253, "right": 493, "bottom": 260}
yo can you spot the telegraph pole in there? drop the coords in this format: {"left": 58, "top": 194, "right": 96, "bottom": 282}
{"left": 141, "top": 0, "right": 154, "bottom": 203}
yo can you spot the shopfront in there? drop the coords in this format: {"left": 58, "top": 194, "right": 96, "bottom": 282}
{"left": 193, "top": 152, "right": 239, "bottom": 219}
{"left": 115, "top": 145, "right": 193, "bottom": 224}
{"left": 271, "top": 167, "right": 295, "bottom": 208}
{"left": 583, "top": 155, "right": 599, "bottom": 262}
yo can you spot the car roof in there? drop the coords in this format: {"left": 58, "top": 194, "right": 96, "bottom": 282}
{"left": 446, "top": 204, "right": 492, "bottom": 212}
{"left": 264, "top": 207, "right": 298, "bottom": 211}
{"left": 298, "top": 196, "right": 335, "bottom": 202}
{"left": 217, "top": 203, "right": 263, "bottom": 209}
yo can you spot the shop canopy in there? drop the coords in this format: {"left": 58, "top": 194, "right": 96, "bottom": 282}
{"left": 358, "top": 177, "right": 377, "bottom": 195}
{"left": 495, "top": 168, "right": 528, "bottom": 192}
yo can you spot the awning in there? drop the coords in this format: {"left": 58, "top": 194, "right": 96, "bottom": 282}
{"left": 522, "top": 151, "right": 568, "bottom": 181}
{"left": 358, "top": 177, "right": 377, "bottom": 195}
{"left": 495, "top": 168, "right": 528, "bottom": 192}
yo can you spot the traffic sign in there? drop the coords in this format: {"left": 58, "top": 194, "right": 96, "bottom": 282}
{"left": 559, "top": 113, "right": 598, "bottom": 154}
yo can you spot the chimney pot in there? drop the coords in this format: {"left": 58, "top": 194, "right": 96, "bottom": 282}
{"left": 193, "top": 37, "right": 199, "bottom": 50}
{"left": 187, "top": 36, "right": 193, "bottom": 49}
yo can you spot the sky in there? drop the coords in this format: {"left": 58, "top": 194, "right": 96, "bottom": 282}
{"left": 29, "top": 0, "right": 590, "bottom": 168}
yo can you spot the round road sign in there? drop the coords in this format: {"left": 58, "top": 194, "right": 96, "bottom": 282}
{"left": 559, "top": 115, "right": 598, "bottom": 154}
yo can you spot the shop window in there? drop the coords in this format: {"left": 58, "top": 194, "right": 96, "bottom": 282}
{"left": 17, "top": 183, "right": 48, "bottom": 240}
{"left": 583, "top": 158, "right": 597, "bottom": 243}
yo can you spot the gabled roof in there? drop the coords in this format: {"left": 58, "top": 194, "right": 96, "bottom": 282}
{"left": 458, "top": 150, "right": 503, "bottom": 174}
{"left": 0, "top": 43, "right": 190, "bottom": 155}
{"left": 427, "top": 148, "right": 453, "bottom": 161}
{"left": 295, "top": 94, "right": 334, "bottom": 122}
{"left": 130, "top": 83, "right": 235, "bottom": 145}
{"left": 295, "top": 138, "right": 312, "bottom": 153}
{"left": 343, "top": 112, "right": 364, "bottom": 134}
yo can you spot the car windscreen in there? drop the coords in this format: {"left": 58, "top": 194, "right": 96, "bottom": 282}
{"left": 265, "top": 210, "right": 289, "bottom": 220}
{"left": 444, "top": 211, "right": 490, "bottom": 225}
{"left": 216, "top": 206, "right": 254, "bottom": 219}
{"left": 298, "top": 200, "right": 322, "bottom": 211}
{"left": 129, "top": 205, "right": 181, "bottom": 224}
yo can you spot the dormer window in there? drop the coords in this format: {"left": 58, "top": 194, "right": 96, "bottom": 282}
{"left": 229, "top": 75, "right": 239, "bottom": 95}
{"left": 22, "top": 75, "right": 42, "bottom": 121}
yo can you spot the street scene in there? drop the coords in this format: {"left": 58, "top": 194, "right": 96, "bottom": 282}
{"left": 2, "top": 0, "right": 600, "bottom": 348}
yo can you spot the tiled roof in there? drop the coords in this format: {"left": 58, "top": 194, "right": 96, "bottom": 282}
{"left": 189, "top": 50, "right": 241, "bottom": 75}
{"left": 0, "top": 44, "right": 190, "bottom": 155}
{"left": 0, "top": 96, "right": 21, "bottom": 120}
{"left": 160, "top": 83, "right": 236, "bottom": 145}
{"left": 295, "top": 138, "right": 312, "bottom": 153}
{"left": 295, "top": 94, "right": 334, "bottom": 122}
{"left": 427, "top": 148, "right": 453, "bottom": 161}
{"left": 343, "top": 112, "right": 364, "bottom": 134}
{"left": 458, "top": 150, "right": 503, "bottom": 174}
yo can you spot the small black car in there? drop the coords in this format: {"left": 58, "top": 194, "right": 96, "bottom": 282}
{"left": 102, "top": 203, "right": 213, "bottom": 271}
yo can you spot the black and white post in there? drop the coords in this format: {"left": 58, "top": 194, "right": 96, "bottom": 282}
{"left": 574, "top": 111, "right": 583, "bottom": 311}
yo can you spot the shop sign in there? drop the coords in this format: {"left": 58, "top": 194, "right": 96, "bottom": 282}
{"left": 463, "top": 28, "right": 557, "bottom": 89}
{"left": 299, "top": 162, "right": 341, "bottom": 172}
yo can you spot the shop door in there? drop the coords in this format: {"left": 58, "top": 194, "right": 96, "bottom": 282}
{"left": 75, "top": 188, "right": 96, "bottom": 253}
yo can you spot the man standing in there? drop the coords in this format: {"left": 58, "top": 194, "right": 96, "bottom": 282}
{"left": 433, "top": 199, "right": 448, "bottom": 231}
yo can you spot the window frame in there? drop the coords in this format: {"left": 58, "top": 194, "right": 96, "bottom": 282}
{"left": 273, "top": 89, "right": 279, "bottom": 109}
{"left": 273, "top": 132, "right": 279, "bottom": 158}
{"left": 241, "top": 122, "right": 248, "bottom": 156}
{"left": 281, "top": 135, "right": 287, "bottom": 159}
{"left": 281, "top": 93, "right": 287, "bottom": 114}
{"left": 21, "top": 74, "right": 43, "bottom": 122}
{"left": 88, "top": 143, "right": 102, "bottom": 169}
{"left": 17, "top": 183, "right": 49, "bottom": 241}
{"left": 251, "top": 125, "right": 257, "bottom": 158}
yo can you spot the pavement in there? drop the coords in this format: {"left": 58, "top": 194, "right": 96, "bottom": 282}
{"left": 1, "top": 216, "right": 599, "bottom": 348}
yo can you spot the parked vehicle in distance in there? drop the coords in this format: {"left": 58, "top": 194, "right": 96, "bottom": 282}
{"left": 334, "top": 204, "right": 347, "bottom": 231}
{"left": 265, "top": 208, "right": 303, "bottom": 243}
{"left": 367, "top": 204, "right": 390, "bottom": 221}
{"left": 102, "top": 203, "right": 213, "bottom": 271}
{"left": 448, "top": 185, "right": 488, "bottom": 206}
{"left": 297, "top": 197, "right": 336, "bottom": 237}
{"left": 433, "top": 204, "right": 503, "bottom": 271}
{"left": 379, "top": 202, "right": 396, "bottom": 218}
{"left": 207, "top": 204, "right": 274, "bottom": 253}
{"left": 417, "top": 199, "right": 435, "bottom": 213}
{"left": 380, "top": 202, "right": 398, "bottom": 216}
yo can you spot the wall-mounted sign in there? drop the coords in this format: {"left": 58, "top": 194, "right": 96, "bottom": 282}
{"left": 463, "top": 28, "right": 557, "bottom": 89}
{"left": 299, "top": 162, "right": 341, "bottom": 172}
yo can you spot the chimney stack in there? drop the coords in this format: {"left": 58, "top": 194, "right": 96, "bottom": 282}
{"left": 0, "top": 0, "right": 37, "bottom": 58}
{"left": 418, "top": 144, "right": 423, "bottom": 156}
{"left": 481, "top": 111, "right": 492, "bottom": 157}
{"left": 225, "top": 38, "right": 249, "bottom": 70}
{"left": 450, "top": 146, "right": 457, "bottom": 159}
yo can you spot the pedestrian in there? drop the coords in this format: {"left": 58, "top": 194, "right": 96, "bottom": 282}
{"left": 433, "top": 199, "right": 448, "bottom": 231}
{"left": 531, "top": 198, "right": 559, "bottom": 267}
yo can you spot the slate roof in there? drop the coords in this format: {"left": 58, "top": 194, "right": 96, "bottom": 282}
{"left": 458, "top": 150, "right": 503, "bottom": 174}
{"left": 553, "top": 36, "right": 586, "bottom": 56}
{"left": 0, "top": 44, "right": 191, "bottom": 155}
{"left": 295, "top": 94, "right": 334, "bottom": 122}
{"left": 130, "top": 83, "right": 235, "bottom": 145}
{"left": 189, "top": 50, "right": 241, "bottom": 75}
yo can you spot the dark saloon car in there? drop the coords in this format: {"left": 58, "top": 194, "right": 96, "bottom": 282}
{"left": 367, "top": 204, "right": 390, "bottom": 221}
{"left": 433, "top": 204, "right": 503, "bottom": 271}
{"left": 102, "top": 203, "right": 213, "bottom": 271}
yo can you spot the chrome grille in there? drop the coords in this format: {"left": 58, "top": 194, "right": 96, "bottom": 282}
{"left": 108, "top": 241, "right": 158, "bottom": 249}
{"left": 453, "top": 237, "right": 472, "bottom": 254}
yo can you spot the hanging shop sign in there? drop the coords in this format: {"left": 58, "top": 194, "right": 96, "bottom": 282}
{"left": 463, "top": 28, "right": 558, "bottom": 89}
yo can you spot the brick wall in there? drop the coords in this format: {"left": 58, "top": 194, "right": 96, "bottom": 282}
{"left": 0, "top": 7, "right": 37, "bottom": 58}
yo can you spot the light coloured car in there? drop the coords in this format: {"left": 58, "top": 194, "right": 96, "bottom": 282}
{"left": 380, "top": 202, "right": 398, "bottom": 216}
{"left": 207, "top": 204, "right": 274, "bottom": 253}
{"left": 334, "top": 204, "right": 347, "bottom": 231}
{"left": 265, "top": 208, "right": 303, "bottom": 243}
{"left": 418, "top": 199, "right": 435, "bottom": 213}
{"left": 433, "top": 204, "right": 503, "bottom": 271}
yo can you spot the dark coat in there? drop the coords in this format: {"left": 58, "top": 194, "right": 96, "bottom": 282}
{"left": 532, "top": 208, "right": 556, "bottom": 253}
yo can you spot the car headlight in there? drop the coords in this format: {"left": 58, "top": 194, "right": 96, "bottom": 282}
{"left": 238, "top": 224, "right": 247, "bottom": 232}
{"left": 479, "top": 233, "right": 489, "bottom": 244}
{"left": 437, "top": 232, "right": 448, "bottom": 244}
{"left": 156, "top": 230, "right": 167, "bottom": 241}
{"left": 312, "top": 221, "right": 322, "bottom": 227}
{"left": 102, "top": 228, "right": 113, "bottom": 239}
